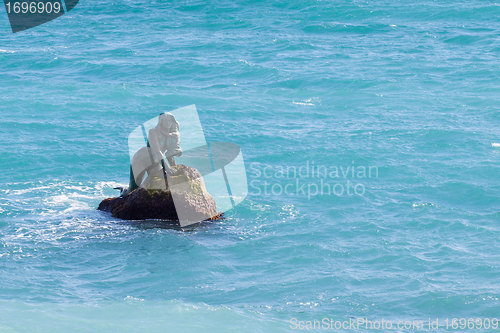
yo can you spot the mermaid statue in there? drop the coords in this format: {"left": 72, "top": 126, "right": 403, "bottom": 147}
{"left": 117, "top": 112, "right": 182, "bottom": 196}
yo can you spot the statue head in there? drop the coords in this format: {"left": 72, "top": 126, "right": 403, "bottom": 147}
{"left": 158, "top": 112, "right": 180, "bottom": 134}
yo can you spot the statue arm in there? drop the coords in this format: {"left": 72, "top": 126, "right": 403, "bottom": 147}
{"left": 148, "top": 128, "right": 165, "bottom": 163}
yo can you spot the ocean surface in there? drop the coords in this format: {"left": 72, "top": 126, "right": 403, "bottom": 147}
{"left": 1, "top": 0, "right": 500, "bottom": 331}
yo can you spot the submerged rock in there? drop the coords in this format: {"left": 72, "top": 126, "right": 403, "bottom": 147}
{"left": 98, "top": 165, "right": 220, "bottom": 225}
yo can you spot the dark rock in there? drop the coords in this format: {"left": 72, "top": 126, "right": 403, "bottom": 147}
{"left": 98, "top": 165, "right": 220, "bottom": 224}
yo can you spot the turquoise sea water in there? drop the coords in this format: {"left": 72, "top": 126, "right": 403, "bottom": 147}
{"left": 1, "top": 0, "right": 500, "bottom": 331}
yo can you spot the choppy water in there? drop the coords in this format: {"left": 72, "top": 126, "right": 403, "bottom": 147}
{"left": 1, "top": 0, "right": 500, "bottom": 332}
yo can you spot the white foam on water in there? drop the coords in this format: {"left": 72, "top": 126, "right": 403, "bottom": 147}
{"left": 124, "top": 296, "right": 145, "bottom": 302}
{"left": 412, "top": 202, "right": 437, "bottom": 208}
{"left": 95, "top": 181, "right": 126, "bottom": 197}
{"left": 11, "top": 186, "right": 52, "bottom": 195}
{"left": 3, "top": 181, "right": 126, "bottom": 219}
{"left": 492, "top": 143, "right": 500, "bottom": 148}
{"left": 43, "top": 194, "right": 91, "bottom": 215}
{"left": 293, "top": 98, "right": 320, "bottom": 106}
{"left": 293, "top": 100, "right": 315, "bottom": 106}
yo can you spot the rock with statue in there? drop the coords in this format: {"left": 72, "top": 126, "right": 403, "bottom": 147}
{"left": 98, "top": 105, "right": 247, "bottom": 227}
